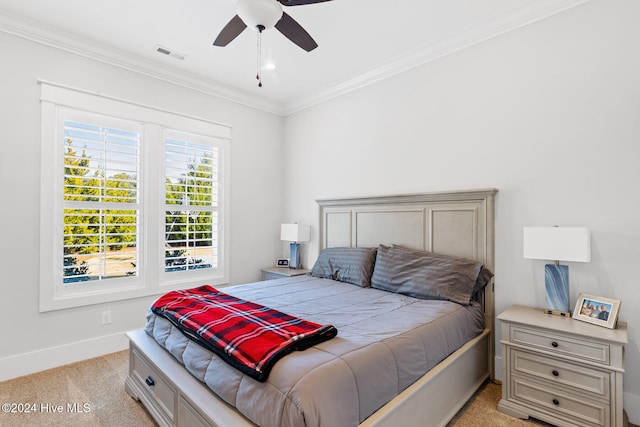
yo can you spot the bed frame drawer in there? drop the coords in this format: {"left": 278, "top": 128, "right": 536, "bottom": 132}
{"left": 179, "top": 397, "right": 220, "bottom": 427}
{"left": 130, "top": 347, "right": 177, "bottom": 424}
{"left": 125, "top": 330, "right": 258, "bottom": 427}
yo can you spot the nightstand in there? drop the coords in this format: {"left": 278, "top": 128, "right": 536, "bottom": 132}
{"left": 498, "top": 305, "right": 628, "bottom": 427}
{"left": 260, "top": 267, "right": 310, "bottom": 281}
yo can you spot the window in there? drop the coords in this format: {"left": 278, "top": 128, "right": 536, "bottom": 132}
{"left": 62, "top": 113, "right": 141, "bottom": 284}
{"left": 40, "top": 82, "right": 230, "bottom": 312}
{"left": 164, "top": 130, "right": 218, "bottom": 273}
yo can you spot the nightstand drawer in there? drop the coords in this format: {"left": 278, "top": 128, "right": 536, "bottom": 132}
{"left": 511, "top": 349, "right": 610, "bottom": 398}
{"left": 262, "top": 271, "right": 284, "bottom": 280}
{"left": 510, "top": 325, "right": 609, "bottom": 365}
{"left": 261, "top": 267, "right": 310, "bottom": 281}
{"left": 131, "top": 347, "right": 177, "bottom": 422}
{"left": 510, "top": 375, "right": 610, "bottom": 427}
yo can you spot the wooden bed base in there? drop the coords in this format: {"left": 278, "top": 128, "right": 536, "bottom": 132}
{"left": 125, "top": 188, "right": 497, "bottom": 427}
{"left": 362, "top": 329, "right": 490, "bottom": 427}
{"left": 125, "top": 327, "right": 490, "bottom": 427}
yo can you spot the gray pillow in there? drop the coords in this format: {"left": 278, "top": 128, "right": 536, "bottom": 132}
{"left": 391, "top": 244, "right": 493, "bottom": 296}
{"left": 371, "top": 245, "right": 485, "bottom": 305}
{"left": 310, "top": 247, "right": 378, "bottom": 287}
{"left": 473, "top": 266, "right": 494, "bottom": 295}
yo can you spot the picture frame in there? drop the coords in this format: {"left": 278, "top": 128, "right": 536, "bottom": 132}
{"left": 572, "top": 293, "right": 620, "bottom": 329}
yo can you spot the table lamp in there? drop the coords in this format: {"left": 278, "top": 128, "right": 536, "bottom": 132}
{"left": 280, "top": 223, "right": 310, "bottom": 269}
{"left": 523, "top": 226, "right": 591, "bottom": 315}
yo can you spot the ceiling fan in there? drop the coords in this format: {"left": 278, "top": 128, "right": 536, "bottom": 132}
{"left": 213, "top": 0, "right": 332, "bottom": 52}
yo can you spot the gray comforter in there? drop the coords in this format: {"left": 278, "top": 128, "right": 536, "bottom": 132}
{"left": 145, "top": 275, "right": 484, "bottom": 427}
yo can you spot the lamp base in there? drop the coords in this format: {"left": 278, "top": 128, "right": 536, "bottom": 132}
{"left": 289, "top": 242, "right": 301, "bottom": 269}
{"left": 544, "top": 264, "right": 570, "bottom": 316}
{"left": 543, "top": 308, "right": 571, "bottom": 317}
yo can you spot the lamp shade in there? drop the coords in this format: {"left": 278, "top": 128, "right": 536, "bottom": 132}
{"left": 280, "top": 224, "right": 310, "bottom": 243}
{"left": 523, "top": 227, "right": 591, "bottom": 262}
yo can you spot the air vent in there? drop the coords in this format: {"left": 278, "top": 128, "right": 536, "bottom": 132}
{"left": 155, "top": 45, "right": 187, "bottom": 61}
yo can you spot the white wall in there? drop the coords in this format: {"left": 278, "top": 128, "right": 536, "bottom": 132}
{"left": 283, "top": 0, "right": 640, "bottom": 422}
{"left": 2, "top": 0, "right": 639, "bottom": 422}
{"left": 0, "top": 31, "right": 284, "bottom": 377}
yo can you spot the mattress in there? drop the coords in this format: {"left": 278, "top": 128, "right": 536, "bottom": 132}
{"left": 145, "top": 275, "right": 484, "bottom": 427}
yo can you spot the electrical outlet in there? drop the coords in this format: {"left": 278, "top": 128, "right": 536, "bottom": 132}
{"left": 101, "top": 310, "right": 112, "bottom": 325}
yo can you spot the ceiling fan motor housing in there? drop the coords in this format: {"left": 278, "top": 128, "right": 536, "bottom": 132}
{"left": 237, "top": 0, "right": 283, "bottom": 30}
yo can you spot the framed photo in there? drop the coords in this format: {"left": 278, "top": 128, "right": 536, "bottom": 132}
{"left": 572, "top": 293, "right": 620, "bottom": 329}
{"left": 276, "top": 258, "right": 289, "bottom": 267}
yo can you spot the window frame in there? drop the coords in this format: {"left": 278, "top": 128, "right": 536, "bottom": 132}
{"left": 39, "top": 81, "right": 231, "bottom": 312}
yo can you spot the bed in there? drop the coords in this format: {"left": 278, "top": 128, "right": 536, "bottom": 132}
{"left": 125, "top": 188, "right": 497, "bottom": 427}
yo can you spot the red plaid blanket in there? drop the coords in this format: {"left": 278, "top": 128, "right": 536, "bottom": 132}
{"left": 151, "top": 285, "right": 338, "bottom": 382}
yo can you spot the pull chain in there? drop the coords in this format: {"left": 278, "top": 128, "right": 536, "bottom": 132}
{"left": 256, "top": 26, "right": 264, "bottom": 88}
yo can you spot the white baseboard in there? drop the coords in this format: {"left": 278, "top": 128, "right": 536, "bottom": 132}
{"left": 0, "top": 332, "right": 129, "bottom": 382}
{"left": 625, "top": 391, "right": 640, "bottom": 425}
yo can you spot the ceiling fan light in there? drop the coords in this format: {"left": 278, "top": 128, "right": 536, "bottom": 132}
{"left": 237, "top": 0, "right": 283, "bottom": 31}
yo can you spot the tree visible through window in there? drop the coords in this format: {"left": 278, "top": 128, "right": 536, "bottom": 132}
{"left": 164, "top": 133, "right": 218, "bottom": 272}
{"left": 62, "top": 120, "right": 140, "bottom": 283}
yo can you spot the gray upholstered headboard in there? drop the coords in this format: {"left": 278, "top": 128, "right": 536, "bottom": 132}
{"left": 316, "top": 188, "right": 498, "bottom": 377}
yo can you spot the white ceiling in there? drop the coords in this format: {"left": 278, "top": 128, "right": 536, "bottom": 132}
{"left": 0, "top": 0, "right": 588, "bottom": 115}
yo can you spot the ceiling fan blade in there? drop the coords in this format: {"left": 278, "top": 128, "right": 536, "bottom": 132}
{"left": 278, "top": 0, "right": 332, "bottom": 6}
{"left": 275, "top": 12, "right": 318, "bottom": 52}
{"left": 213, "top": 15, "right": 247, "bottom": 47}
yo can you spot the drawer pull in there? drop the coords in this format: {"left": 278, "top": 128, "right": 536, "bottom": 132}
{"left": 552, "top": 370, "right": 559, "bottom": 377}
{"left": 552, "top": 399, "right": 560, "bottom": 406}
{"left": 145, "top": 376, "right": 155, "bottom": 387}
{"left": 551, "top": 341, "right": 559, "bottom": 348}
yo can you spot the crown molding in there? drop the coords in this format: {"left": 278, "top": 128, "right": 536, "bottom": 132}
{"left": 0, "top": 10, "right": 287, "bottom": 115}
{"left": 283, "top": 0, "right": 591, "bottom": 115}
{"left": 0, "top": 0, "right": 590, "bottom": 117}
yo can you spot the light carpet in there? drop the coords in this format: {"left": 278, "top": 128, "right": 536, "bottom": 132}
{"left": 0, "top": 350, "right": 154, "bottom": 427}
{"left": 447, "top": 381, "right": 550, "bottom": 426}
